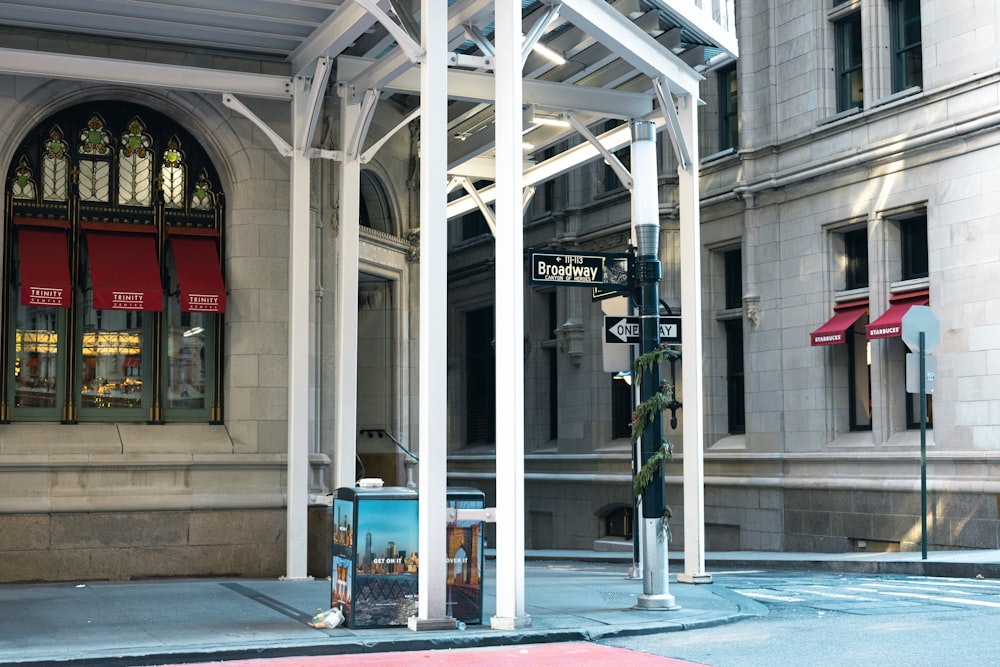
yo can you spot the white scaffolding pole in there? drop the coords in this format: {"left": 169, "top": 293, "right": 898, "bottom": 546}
{"left": 286, "top": 75, "right": 313, "bottom": 581}
{"left": 491, "top": 0, "right": 530, "bottom": 630}
{"left": 333, "top": 92, "right": 362, "bottom": 492}
{"left": 674, "top": 93, "right": 711, "bottom": 585}
{"left": 409, "top": 0, "right": 452, "bottom": 631}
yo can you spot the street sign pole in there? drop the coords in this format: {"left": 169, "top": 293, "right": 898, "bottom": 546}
{"left": 901, "top": 305, "right": 939, "bottom": 562}
{"left": 632, "top": 120, "right": 674, "bottom": 609}
{"left": 920, "top": 331, "right": 927, "bottom": 560}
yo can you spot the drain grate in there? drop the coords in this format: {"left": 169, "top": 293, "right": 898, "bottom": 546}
{"left": 600, "top": 591, "right": 638, "bottom": 606}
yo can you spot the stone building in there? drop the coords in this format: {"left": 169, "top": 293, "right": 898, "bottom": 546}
{"left": 455, "top": 0, "right": 1000, "bottom": 554}
{"left": 2, "top": 1, "right": 997, "bottom": 585}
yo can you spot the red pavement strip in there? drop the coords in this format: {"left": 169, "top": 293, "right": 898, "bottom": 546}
{"left": 157, "top": 643, "right": 707, "bottom": 667}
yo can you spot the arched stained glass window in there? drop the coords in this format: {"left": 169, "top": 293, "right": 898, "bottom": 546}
{"left": 3, "top": 101, "right": 226, "bottom": 424}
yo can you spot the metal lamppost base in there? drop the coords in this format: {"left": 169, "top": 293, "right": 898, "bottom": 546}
{"left": 634, "top": 593, "right": 679, "bottom": 610}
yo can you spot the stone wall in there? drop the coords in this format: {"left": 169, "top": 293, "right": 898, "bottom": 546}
{"left": 0, "top": 509, "right": 285, "bottom": 583}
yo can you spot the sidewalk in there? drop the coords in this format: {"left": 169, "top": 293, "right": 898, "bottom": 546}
{"left": 3, "top": 549, "right": 999, "bottom": 667}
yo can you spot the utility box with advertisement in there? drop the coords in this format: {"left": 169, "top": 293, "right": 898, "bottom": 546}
{"left": 444, "top": 487, "right": 485, "bottom": 626}
{"left": 331, "top": 486, "right": 485, "bottom": 628}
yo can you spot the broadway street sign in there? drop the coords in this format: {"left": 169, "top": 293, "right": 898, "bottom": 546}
{"left": 529, "top": 248, "right": 631, "bottom": 291}
{"left": 604, "top": 315, "right": 682, "bottom": 345}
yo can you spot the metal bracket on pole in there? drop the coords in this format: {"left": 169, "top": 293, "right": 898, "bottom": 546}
{"left": 465, "top": 23, "right": 496, "bottom": 57}
{"left": 521, "top": 3, "right": 562, "bottom": 66}
{"left": 222, "top": 93, "right": 293, "bottom": 157}
{"left": 347, "top": 88, "right": 380, "bottom": 160}
{"left": 361, "top": 107, "right": 420, "bottom": 163}
{"left": 296, "top": 57, "right": 332, "bottom": 151}
{"left": 448, "top": 52, "right": 495, "bottom": 70}
{"left": 565, "top": 111, "right": 632, "bottom": 191}
{"left": 522, "top": 184, "right": 536, "bottom": 213}
{"left": 653, "top": 77, "right": 691, "bottom": 170}
{"left": 447, "top": 507, "right": 497, "bottom": 523}
{"left": 305, "top": 147, "right": 344, "bottom": 161}
{"left": 349, "top": 0, "right": 424, "bottom": 63}
{"left": 458, "top": 176, "right": 497, "bottom": 236}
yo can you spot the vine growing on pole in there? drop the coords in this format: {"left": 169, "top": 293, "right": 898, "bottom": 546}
{"left": 631, "top": 342, "right": 680, "bottom": 542}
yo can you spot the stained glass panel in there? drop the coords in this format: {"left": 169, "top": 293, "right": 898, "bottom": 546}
{"left": 10, "top": 155, "right": 36, "bottom": 201}
{"left": 191, "top": 169, "right": 215, "bottom": 211}
{"left": 118, "top": 117, "right": 153, "bottom": 206}
{"left": 162, "top": 136, "right": 185, "bottom": 209}
{"left": 78, "top": 160, "right": 111, "bottom": 202}
{"left": 42, "top": 125, "right": 69, "bottom": 201}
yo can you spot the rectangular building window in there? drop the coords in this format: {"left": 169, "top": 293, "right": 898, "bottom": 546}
{"left": 466, "top": 307, "right": 495, "bottom": 444}
{"left": 901, "top": 215, "right": 928, "bottom": 280}
{"left": 725, "top": 319, "right": 745, "bottom": 434}
{"left": 844, "top": 228, "right": 869, "bottom": 290}
{"left": 546, "top": 293, "right": 558, "bottom": 440}
{"left": 836, "top": 12, "right": 863, "bottom": 112}
{"left": 718, "top": 64, "right": 738, "bottom": 151}
{"left": 891, "top": 0, "right": 922, "bottom": 92}
{"left": 724, "top": 248, "right": 742, "bottom": 310}
{"left": 847, "top": 318, "right": 872, "bottom": 430}
{"left": 611, "top": 374, "right": 633, "bottom": 439}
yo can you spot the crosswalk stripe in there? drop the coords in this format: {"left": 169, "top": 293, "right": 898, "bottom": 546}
{"left": 848, "top": 585, "right": 1000, "bottom": 609}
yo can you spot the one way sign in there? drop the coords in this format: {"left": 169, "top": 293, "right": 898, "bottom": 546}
{"left": 604, "top": 316, "right": 682, "bottom": 345}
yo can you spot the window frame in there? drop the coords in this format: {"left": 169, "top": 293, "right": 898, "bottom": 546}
{"left": 846, "top": 316, "right": 872, "bottom": 431}
{"left": 844, "top": 227, "right": 869, "bottom": 290}
{"left": 890, "top": 0, "right": 922, "bottom": 93}
{"left": 835, "top": 11, "right": 864, "bottom": 112}
{"left": 3, "top": 102, "right": 225, "bottom": 424}
{"left": 464, "top": 306, "right": 495, "bottom": 445}
{"left": 718, "top": 63, "right": 738, "bottom": 152}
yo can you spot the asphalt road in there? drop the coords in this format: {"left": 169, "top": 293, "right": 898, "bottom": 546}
{"left": 602, "top": 569, "right": 1000, "bottom": 667}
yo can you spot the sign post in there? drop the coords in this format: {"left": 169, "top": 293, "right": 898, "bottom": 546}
{"left": 901, "top": 306, "right": 940, "bottom": 561}
{"left": 604, "top": 315, "right": 682, "bottom": 345}
{"left": 528, "top": 248, "right": 631, "bottom": 291}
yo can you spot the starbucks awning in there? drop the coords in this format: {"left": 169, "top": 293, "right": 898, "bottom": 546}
{"left": 867, "top": 290, "right": 930, "bottom": 340}
{"left": 810, "top": 300, "right": 868, "bottom": 346}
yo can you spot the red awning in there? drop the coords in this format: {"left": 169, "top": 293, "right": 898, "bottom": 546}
{"left": 171, "top": 235, "right": 226, "bottom": 313}
{"left": 866, "top": 292, "right": 930, "bottom": 340}
{"left": 87, "top": 232, "right": 163, "bottom": 311}
{"left": 810, "top": 303, "right": 868, "bottom": 346}
{"left": 18, "top": 227, "right": 71, "bottom": 308}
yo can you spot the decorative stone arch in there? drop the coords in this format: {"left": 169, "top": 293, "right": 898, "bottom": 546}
{"left": 359, "top": 167, "right": 398, "bottom": 236}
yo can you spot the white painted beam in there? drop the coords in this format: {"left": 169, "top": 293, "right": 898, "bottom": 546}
{"left": 558, "top": 0, "right": 702, "bottom": 95}
{"left": 0, "top": 47, "right": 291, "bottom": 99}
{"left": 446, "top": 116, "right": 664, "bottom": 218}
{"left": 566, "top": 112, "right": 632, "bottom": 191}
{"left": 222, "top": 94, "right": 293, "bottom": 156}
{"left": 285, "top": 76, "right": 313, "bottom": 581}
{"left": 289, "top": 0, "right": 387, "bottom": 74}
{"left": 338, "top": 55, "right": 654, "bottom": 118}
{"left": 491, "top": 0, "right": 530, "bottom": 632}
{"left": 296, "top": 57, "right": 332, "bottom": 152}
{"left": 673, "top": 92, "right": 710, "bottom": 585}
{"left": 411, "top": 0, "right": 451, "bottom": 631}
